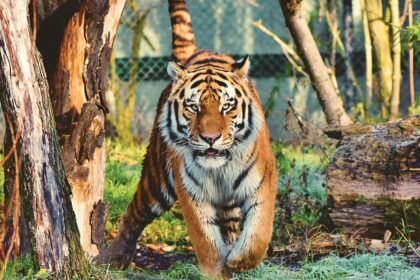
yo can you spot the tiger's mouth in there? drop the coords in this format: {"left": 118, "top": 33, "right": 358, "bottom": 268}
{"left": 195, "top": 148, "right": 228, "bottom": 158}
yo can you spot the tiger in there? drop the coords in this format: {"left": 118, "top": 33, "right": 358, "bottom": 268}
{"left": 97, "top": 0, "right": 278, "bottom": 278}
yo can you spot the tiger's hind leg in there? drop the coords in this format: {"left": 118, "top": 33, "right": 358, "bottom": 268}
{"left": 95, "top": 170, "right": 177, "bottom": 268}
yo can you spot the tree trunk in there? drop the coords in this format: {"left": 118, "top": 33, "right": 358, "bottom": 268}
{"left": 36, "top": 0, "right": 125, "bottom": 257}
{"left": 279, "top": 0, "right": 352, "bottom": 126}
{"left": 365, "top": 0, "right": 393, "bottom": 118}
{"left": 360, "top": 0, "right": 373, "bottom": 115}
{"left": 388, "top": 0, "right": 401, "bottom": 120}
{"left": 342, "top": 0, "right": 356, "bottom": 111}
{"left": 325, "top": 115, "right": 420, "bottom": 238}
{"left": 0, "top": 0, "right": 88, "bottom": 276}
{"left": 108, "top": 1, "right": 149, "bottom": 145}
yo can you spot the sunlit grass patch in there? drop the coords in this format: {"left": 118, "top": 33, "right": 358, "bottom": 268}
{"left": 104, "top": 140, "right": 188, "bottom": 246}
{"left": 156, "top": 254, "right": 420, "bottom": 280}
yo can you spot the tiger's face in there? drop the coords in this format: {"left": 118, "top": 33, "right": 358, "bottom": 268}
{"left": 159, "top": 52, "right": 261, "bottom": 169}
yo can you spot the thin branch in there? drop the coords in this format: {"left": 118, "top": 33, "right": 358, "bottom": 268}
{"left": 320, "top": 0, "right": 363, "bottom": 98}
{"left": 400, "top": 0, "right": 409, "bottom": 25}
{"left": 254, "top": 20, "right": 309, "bottom": 78}
{"left": 0, "top": 115, "right": 21, "bottom": 279}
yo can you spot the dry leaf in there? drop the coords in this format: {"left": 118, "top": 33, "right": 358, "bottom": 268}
{"left": 383, "top": 229, "right": 392, "bottom": 243}
{"left": 369, "top": 239, "right": 385, "bottom": 251}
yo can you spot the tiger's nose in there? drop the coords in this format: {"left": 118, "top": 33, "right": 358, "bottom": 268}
{"left": 199, "top": 133, "right": 221, "bottom": 145}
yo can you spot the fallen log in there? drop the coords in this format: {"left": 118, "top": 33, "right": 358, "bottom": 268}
{"left": 325, "top": 115, "right": 420, "bottom": 238}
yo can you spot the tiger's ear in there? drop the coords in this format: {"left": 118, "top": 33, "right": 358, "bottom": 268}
{"left": 233, "top": 55, "right": 250, "bottom": 78}
{"left": 167, "top": 60, "right": 186, "bottom": 80}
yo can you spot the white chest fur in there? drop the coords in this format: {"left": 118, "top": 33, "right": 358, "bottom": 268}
{"left": 179, "top": 144, "right": 262, "bottom": 206}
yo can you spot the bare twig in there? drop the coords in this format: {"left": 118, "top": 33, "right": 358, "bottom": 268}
{"left": 394, "top": 226, "right": 420, "bottom": 258}
{"left": 254, "top": 20, "right": 309, "bottom": 78}
{"left": 400, "top": 0, "right": 409, "bottom": 25}
{"left": 0, "top": 115, "right": 21, "bottom": 279}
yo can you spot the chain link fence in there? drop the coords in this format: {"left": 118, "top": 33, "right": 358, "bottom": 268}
{"left": 108, "top": 0, "right": 414, "bottom": 141}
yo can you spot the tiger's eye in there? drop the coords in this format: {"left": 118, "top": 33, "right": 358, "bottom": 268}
{"left": 190, "top": 104, "right": 198, "bottom": 113}
{"left": 222, "top": 104, "right": 230, "bottom": 110}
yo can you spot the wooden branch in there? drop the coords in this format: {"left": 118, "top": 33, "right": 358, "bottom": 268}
{"left": 278, "top": 0, "right": 352, "bottom": 126}
{"left": 253, "top": 20, "right": 308, "bottom": 78}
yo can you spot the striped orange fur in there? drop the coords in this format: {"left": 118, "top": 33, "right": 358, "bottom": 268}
{"left": 168, "top": 0, "right": 196, "bottom": 63}
{"left": 99, "top": 1, "right": 277, "bottom": 278}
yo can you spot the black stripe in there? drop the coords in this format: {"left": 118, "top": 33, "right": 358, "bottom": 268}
{"left": 164, "top": 169, "right": 177, "bottom": 201}
{"left": 140, "top": 185, "right": 159, "bottom": 219}
{"left": 207, "top": 217, "right": 221, "bottom": 226}
{"left": 218, "top": 217, "right": 242, "bottom": 223}
{"left": 184, "top": 164, "right": 201, "bottom": 187}
{"left": 193, "top": 58, "right": 229, "bottom": 66}
{"left": 255, "top": 165, "right": 269, "bottom": 193}
{"left": 189, "top": 65, "right": 227, "bottom": 73}
{"left": 179, "top": 88, "right": 185, "bottom": 99}
{"left": 190, "top": 79, "right": 204, "bottom": 89}
{"left": 166, "top": 101, "right": 183, "bottom": 144}
{"left": 242, "top": 103, "right": 253, "bottom": 140}
{"left": 221, "top": 203, "right": 239, "bottom": 211}
{"left": 174, "top": 101, "right": 187, "bottom": 134}
{"left": 243, "top": 202, "right": 260, "bottom": 218}
{"left": 234, "top": 101, "right": 246, "bottom": 131}
{"left": 233, "top": 156, "right": 258, "bottom": 190}
{"left": 190, "top": 72, "right": 204, "bottom": 81}
{"left": 146, "top": 155, "right": 172, "bottom": 212}
{"left": 159, "top": 142, "right": 177, "bottom": 202}
{"left": 185, "top": 50, "right": 207, "bottom": 63}
{"left": 214, "top": 79, "right": 227, "bottom": 87}
{"left": 235, "top": 88, "right": 242, "bottom": 97}
{"left": 215, "top": 72, "right": 228, "bottom": 80}
{"left": 170, "top": 16, "right": 192, "bottom": 25}
{"left": 171, "top": 33, "right": 194, "bottom": 43}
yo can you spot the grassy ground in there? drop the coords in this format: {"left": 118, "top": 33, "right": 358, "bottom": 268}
{"left": 102, "top": 140, "right": 420, "bottom": 279}
{"left": 0, "top": 140, "right": 419, "bottom": 279}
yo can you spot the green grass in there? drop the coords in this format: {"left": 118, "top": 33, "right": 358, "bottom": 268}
{"left": 156, "top": 254, "right": 420, "bottom": 280}
{"left": 1, "top": 140, "right": 418, "bottom": 279}
{"left": 104, "top": 140, "right": 188, "bottom": 245}
{"left": 271, "top": 143, "right": 329, "bottom": 244}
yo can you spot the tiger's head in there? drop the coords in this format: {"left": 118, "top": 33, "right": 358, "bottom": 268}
{"left": 159, "top": 51, "right": 262, "bottom": 169}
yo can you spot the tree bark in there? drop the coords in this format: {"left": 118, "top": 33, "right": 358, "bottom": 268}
{"left": 365, "top": 0, "right": 393, "bottom": 118}
{"left": 37, "top": 0, "right": 125, "bottom": 257}
{"left": 342, "top": 0, "right": 356, "bottom": 111}
{"left": 279, "top": 0, "right": 352, "bottom": 126}
{"left": 360, "top": 0, "right": 373, "bottom": 115}
{"left": 325, "top": 115, "right": 420, "bottom": 238}
{"left": 389, "top": 0, "right": 401, "bottom": 120}
{"left": 0, "top": 0, "right": 88, "bottom": 276}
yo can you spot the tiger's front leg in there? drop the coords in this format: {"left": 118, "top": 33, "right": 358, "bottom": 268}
{"left": 226, "top": 178, "right": 277, "bottom": 272}
{"left": 176, "top": 186, "right": 229, "bottom": 278}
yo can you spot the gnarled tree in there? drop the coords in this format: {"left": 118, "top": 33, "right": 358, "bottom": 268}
{"left": 0, "top": 0, "right": 125, "bottom": 275}
{"left": 0, "top": 0, "right": 88, "bottom": 276}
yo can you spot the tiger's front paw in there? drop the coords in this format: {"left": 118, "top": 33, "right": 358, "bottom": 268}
{"left": 225, "top": 249, "right": 255, "bottom": 272}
